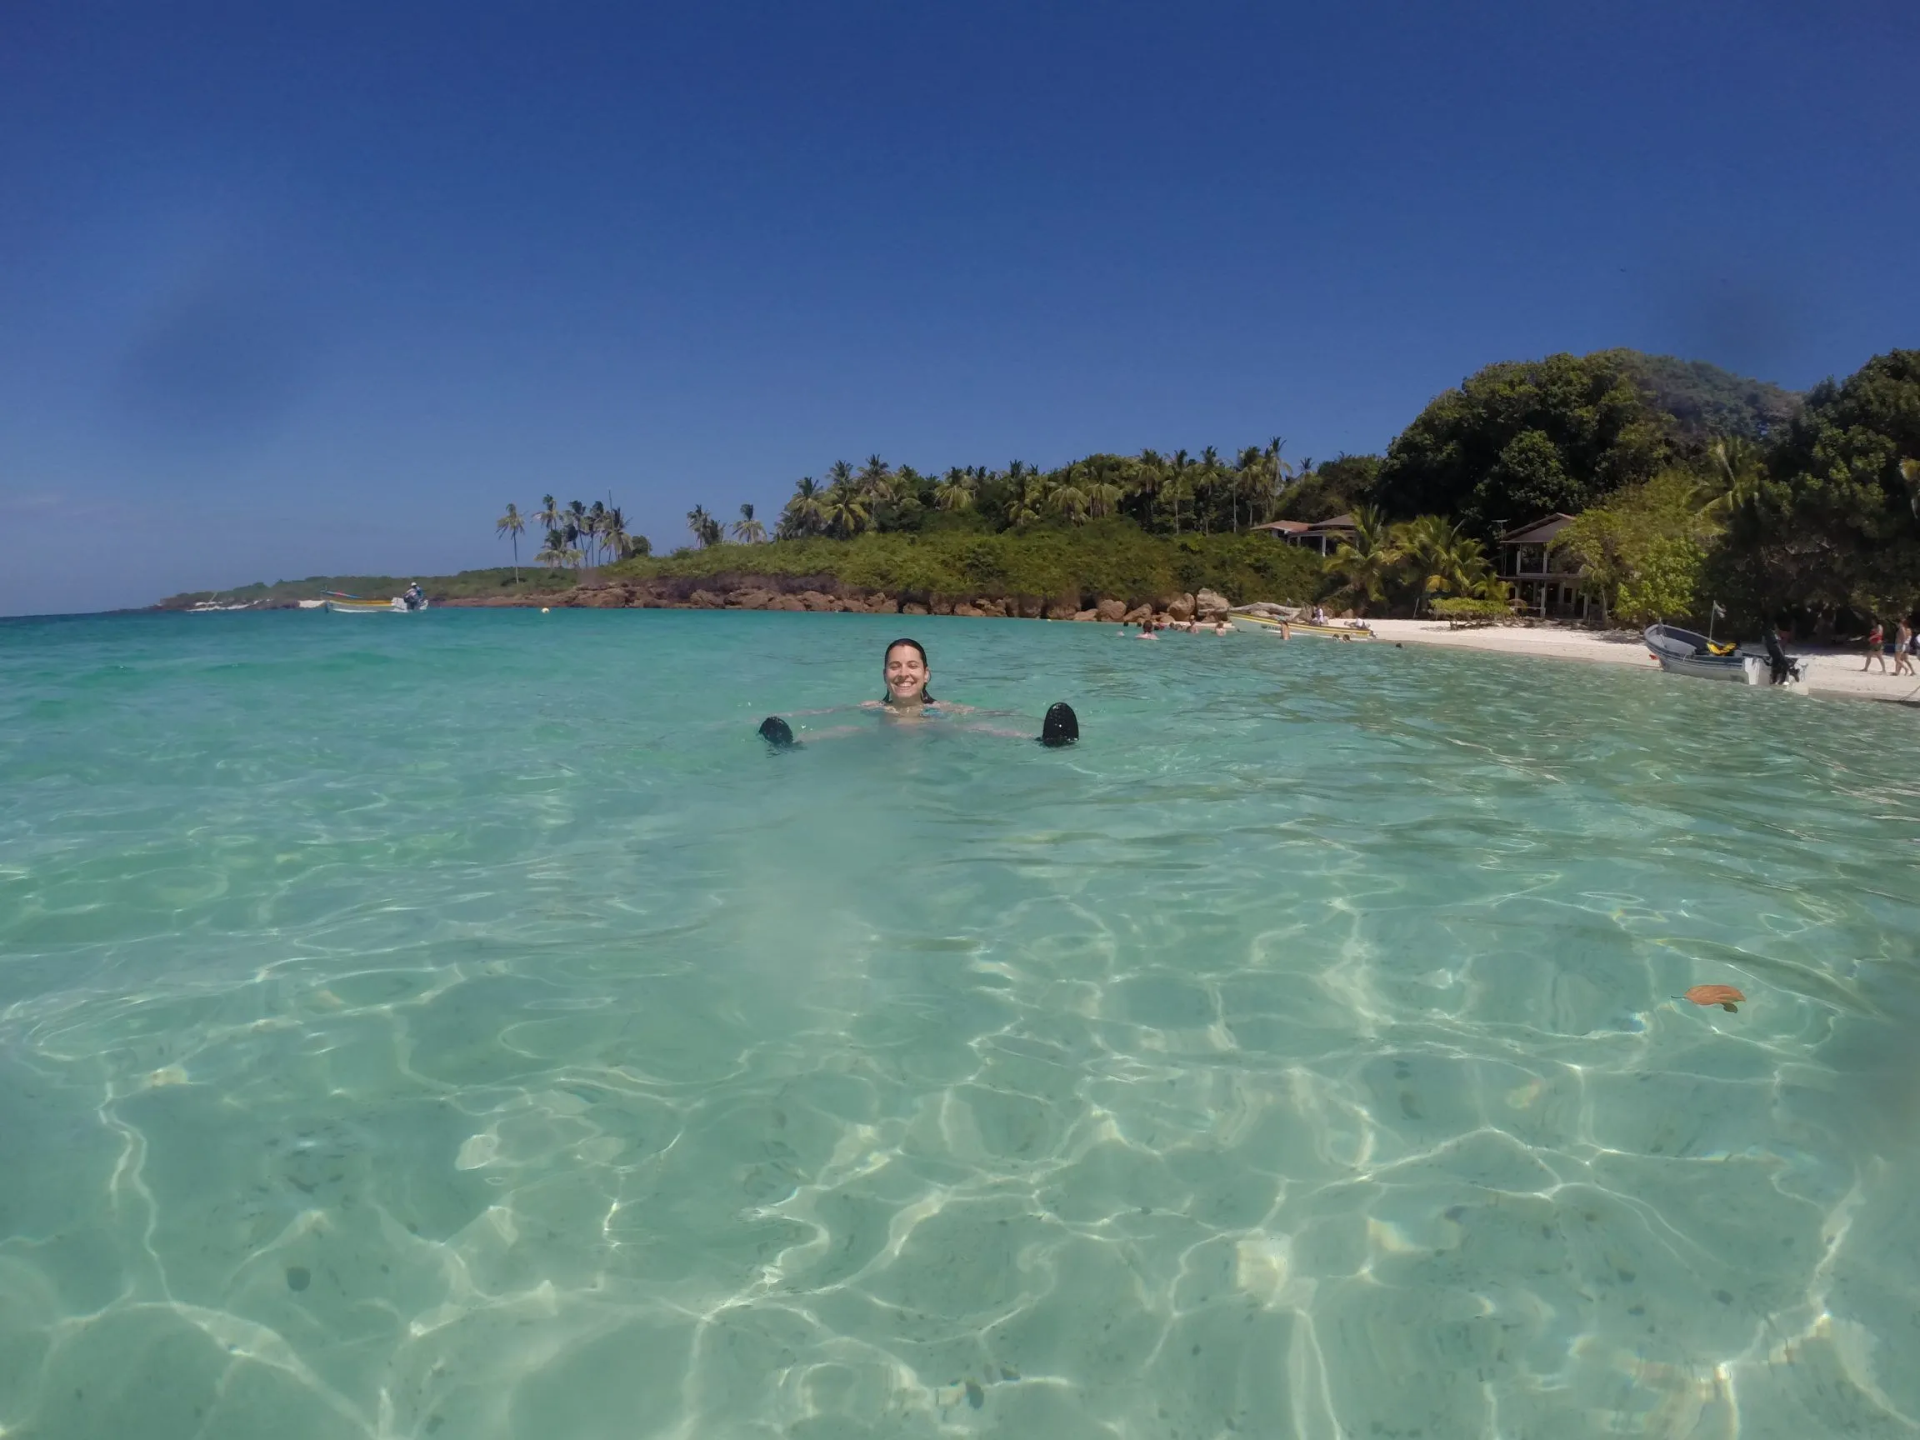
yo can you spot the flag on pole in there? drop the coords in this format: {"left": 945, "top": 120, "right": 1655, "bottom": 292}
{"left": 1712, "top": 602, "right": 1726, "bottom": 618}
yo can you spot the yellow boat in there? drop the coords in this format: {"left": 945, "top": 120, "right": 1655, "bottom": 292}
{"left": 1228, "top": 610, "right": 1375, "bottom": 641}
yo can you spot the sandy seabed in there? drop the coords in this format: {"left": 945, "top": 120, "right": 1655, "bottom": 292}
{"left": 1363, "top": 618, "right": 1920, "bottom": 705}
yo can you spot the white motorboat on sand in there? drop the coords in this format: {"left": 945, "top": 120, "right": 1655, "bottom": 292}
{"left": 1644, "top": 623, "right": 1810, "bottom": 688}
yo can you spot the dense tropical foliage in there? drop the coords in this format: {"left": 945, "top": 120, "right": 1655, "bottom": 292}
{"left": 1319, "top": 509, "right": 1507, "bottom": 617}
{"left": 1371, "top": 349, "right": 1800, "bottom": 536}
{"left": 624, "top": 522, "right": 1328, "bottom": 610}
{"left": 1715, "top": 350, "right": 1920, "bottom": 620}
{"left": 414, "top": 346, "right": 1913, "bottom": 631}
{"left": 1548, "top": 470, "right": 1723, "bottom": 626}
{"left": 756, "top": 444, "right": 1303, "bottom": 544}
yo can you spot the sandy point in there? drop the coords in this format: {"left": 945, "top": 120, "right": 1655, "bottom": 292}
{"left": 1361, "top": 619, "right": 1919, "bottom": 706}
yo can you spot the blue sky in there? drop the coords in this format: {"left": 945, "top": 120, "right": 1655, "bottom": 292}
{"left": 2, "top": 0, "right": 1916, "bottom": 615}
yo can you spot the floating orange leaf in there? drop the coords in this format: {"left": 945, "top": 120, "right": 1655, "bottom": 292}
{"left": 1684, "top": 984, "right": 1745, "bottom": 1013}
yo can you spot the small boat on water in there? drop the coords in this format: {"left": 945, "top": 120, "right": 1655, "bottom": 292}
{"left": 1229, "top": 608, "right": 1376, "bottom": 641}
{"left": 323, "top": 586, "right": 429, "bottom": 614}
{"left": 1644, "top": 623, "right": 1809, "bottom": 687}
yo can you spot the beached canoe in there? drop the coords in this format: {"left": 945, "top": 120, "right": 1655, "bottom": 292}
{"left": 1229, "top": 610, "right": 1376, "bottom": 641}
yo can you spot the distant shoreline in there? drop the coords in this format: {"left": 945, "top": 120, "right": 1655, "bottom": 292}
{"left": 130, "top": 582, "right": 1920, "bottom": 707}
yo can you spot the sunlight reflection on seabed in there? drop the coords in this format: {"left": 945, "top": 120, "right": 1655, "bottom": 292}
{"left": 1, "top": 610, "right": 1918, "bottom": 1439}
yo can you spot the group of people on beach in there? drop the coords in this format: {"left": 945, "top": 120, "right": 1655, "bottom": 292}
{"left": 1861, "top": 618, "right": 1919, "bottom": 675}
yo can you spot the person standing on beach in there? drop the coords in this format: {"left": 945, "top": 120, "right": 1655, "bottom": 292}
{"left": 1863, "top": 620, "right": 1887, "bottom": 672}
{"left": 1895, "top": 619, "right": 1916, "bottom": 677}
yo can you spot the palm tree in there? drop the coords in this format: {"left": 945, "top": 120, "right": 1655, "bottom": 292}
{"left": 1167, "top": 450, "right": 1195, "bottom": 534}
{"left": 687, "top": 504, "right": 719, "bottom": 548}
{"left": 1324, "top": 506, "right": 1400, "bottom": 616}
{"left": 1085, "top": 461, "right": 1125, "bottom": 520}
{"left": 496, "top": 503, "right": 525, "bottom": 584}
{"left": 586, "top": 500, "right": 607, "bottom": 566}
{"left": 535, "top": 494, "right": 563, "bottom": 539}
{"left": 858, "top": 454, "right": 893, "bottom": 501}
{"left": 1699, "top": 437, "right": 1766, "bottom": 521}
{"left": 732, "top": 503, "right": 767, "bottom": 543}
{"left": 1050, "top": 474, "right": 1091, "bottom": 525}
{"left": 1268, "top": 437, "right": 1297, "bottom": 506}
{"left": 535, "top": 529, "right": 569, "bottom": 570}
{"left": 1396, "top": 515, "right": 1490, "bottom": 614}
{"left": 1003, "top": 475, "right": 1044, "bottom": 528}
{"left": 602, "top": 506, "right": 630, "bottom": 560}
{"left": 822, "top": 482, "right": 870, "bottom": 539}
{"left": 933, "top": 467, "right": 975, "bottom": 512}
{"left": 1197, "top": 446, "right": 1223, "bottom": 535}
{"left": 780, "top": 477, "right": 825, "bottom": 538}
{"left": 1132, "top": 450, "right": 1164, "bottom": 529}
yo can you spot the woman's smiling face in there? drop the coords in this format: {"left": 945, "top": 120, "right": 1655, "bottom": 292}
{"left": 884, "top": 643, "right": 929, "bottom": 703}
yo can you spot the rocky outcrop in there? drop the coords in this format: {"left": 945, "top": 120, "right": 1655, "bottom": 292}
{"left": 1195, "top": 588, "right": 1232, "bottom": 620}
{"left": 1165, "top": 593, "right": 1196, "bottom": 623}
{"left": 446, "top": 579, "right": 1158, "bottom": 620}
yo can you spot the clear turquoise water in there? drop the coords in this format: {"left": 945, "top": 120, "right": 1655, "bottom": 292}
{"left": 3, "top": 610, "right": 1920, "bottom": 1440}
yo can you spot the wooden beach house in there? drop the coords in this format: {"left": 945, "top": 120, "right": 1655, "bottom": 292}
{"left": 1497, "top": 514, "right": 1589, "bottom": 619}
{"left": 1251, "top": 514, "right": 1359, "bottom": 556}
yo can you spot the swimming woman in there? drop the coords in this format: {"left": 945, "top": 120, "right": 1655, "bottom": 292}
{"left": 861, "top": 637, "right": 969, "bottom": 720}
{"left": 758, "top": 637, "right": 1077, "bottom": 748}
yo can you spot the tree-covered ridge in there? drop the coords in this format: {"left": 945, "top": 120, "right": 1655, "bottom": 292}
{"left": 1377, "top": 351, "right": 1761, "bottom": 535}
{"left": 1537, "top": 351, "right": 1920, "bottom": 627}
{"left": 1610, "top": 350, "right": 1801, "bottom": 446}
{"left": 1719, "top": 349, "right": 1920, "bottom": 616}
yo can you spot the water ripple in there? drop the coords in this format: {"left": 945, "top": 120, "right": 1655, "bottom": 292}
{"left": 2, "top": 609, "right": 1919, "bottom": 1438}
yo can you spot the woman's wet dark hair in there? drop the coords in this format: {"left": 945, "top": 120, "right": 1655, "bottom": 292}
{"left": 882, "top": 637, "right": 933, "bottom": 702}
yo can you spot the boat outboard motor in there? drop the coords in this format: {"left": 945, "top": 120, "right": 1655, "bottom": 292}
{"left": 1763, "top": 627, "right": 1798, "bottom": 685}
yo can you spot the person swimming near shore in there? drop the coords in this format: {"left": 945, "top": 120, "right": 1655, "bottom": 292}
{"left": 758, "top": 637, "right": 1077, "bottom": 749}
{"left": 866, "top": 637, "right": 954, "bottom": 718}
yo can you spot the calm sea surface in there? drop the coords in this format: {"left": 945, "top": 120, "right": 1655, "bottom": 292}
{"left": 3, "top": 609, "right": 1919, "bottom": 1439}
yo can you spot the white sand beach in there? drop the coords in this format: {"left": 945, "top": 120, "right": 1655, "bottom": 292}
{"left": 1364, "top": 618, "right": 1920, "bottom": 705}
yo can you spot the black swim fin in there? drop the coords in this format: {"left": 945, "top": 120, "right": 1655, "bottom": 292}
{"left": 758, "top": 716, "right": 796, "bottom": 749}
{"left": 1038, "top": 702, "right": 1079, "bottom": 747}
